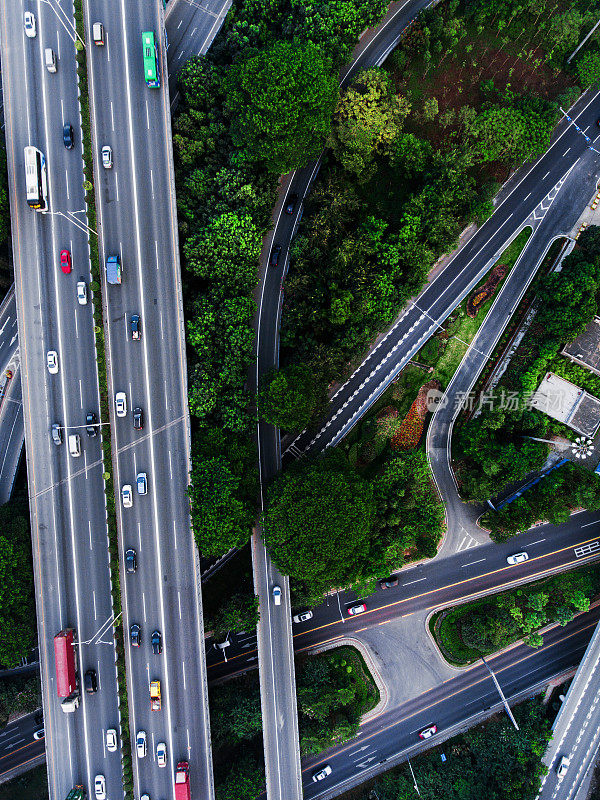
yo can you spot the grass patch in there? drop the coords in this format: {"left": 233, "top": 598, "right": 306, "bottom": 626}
{"left": 0, "top": 765, "right": 48, "bottom": 800}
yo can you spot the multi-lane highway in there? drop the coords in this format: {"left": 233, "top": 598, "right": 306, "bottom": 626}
{"left": 1, "top": 4, "right": 121, "bottom": 800}
{"left": 208, "top": 510, "right": 600, "bottom": 679}
{"left": 83, "top": 2, "right": 213, "bottom": 799}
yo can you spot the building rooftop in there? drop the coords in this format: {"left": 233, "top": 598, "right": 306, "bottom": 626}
{"left": 530, "top": 372, "right": 600, "bottom": 437}
{"left": 562, "top": 316, "right": 600, "bottom": 376}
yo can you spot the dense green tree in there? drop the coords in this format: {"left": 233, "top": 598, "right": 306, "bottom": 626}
{"left": 536, "top": 250, "right": 600, "bottom": 341}
{"left": 330, "top": 68, "right": 410, "bottom": 179}
{"left": 209, "top": 681, "right": 262, "bottom": 748}
{"left": 226, "top": 41, "right": 339, "bottom": 174}
{"left": 262, "top": 450, "right": 376, "bottom": 598}
{"left": 0, "top": 498, "right": 35, "bottom": 667}
{"left": 215, "top": 757, "right": 264, "bottom": 800}
{"left": 370, "top": 698, "right": 550, "bottom": 800}
{"left": 0, "top": 145, "right": 10, "bottom": 250}
{"left": 258, "top": 365, "right": 326, "bottom": 431}
{"left": 577, "top": 50, "right": 600, "bottom": 88}
{"left": 189, "top": 430, "right": 258, "bottom": 557}
{"left": 0, "top": 676, "right": 40, "bottom": 728}
{"left": 207, "top": 593, "right": 260, "bottom": 639}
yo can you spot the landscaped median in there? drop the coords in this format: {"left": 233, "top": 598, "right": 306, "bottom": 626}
{"left": 429, "top": 564, "right": 600, "bottom": 667}
{"left": 72, "top": 3, "right": 133, "bottom": 797}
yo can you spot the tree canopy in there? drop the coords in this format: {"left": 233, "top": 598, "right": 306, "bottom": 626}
{"left": 258, "top": 365, "right": 326, "bottom": 431}
{"left": 226, "top": 41, "right": 339, "bottom": 174}
{"left": 262, "top": 450, "right": 376, "bottom": 598}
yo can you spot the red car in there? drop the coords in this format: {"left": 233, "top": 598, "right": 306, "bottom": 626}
{"left": 60, "top": 249, "right": 72, "bottom": 274}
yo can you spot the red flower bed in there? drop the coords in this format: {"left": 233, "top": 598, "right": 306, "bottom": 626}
{"left": 391, "top": 379, "right": 441, "bottom": 451}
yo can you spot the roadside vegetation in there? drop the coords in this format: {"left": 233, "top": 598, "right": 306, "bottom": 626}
{"left": 209, "top": 646, "right": 378, "bottom": 798}
{"left": 453, "top": 226, "right": 600, "bottom": 537}
{"left": 269, "top": 0, "right": 591, "bottom": 429}
{"left": 0, "top": 675, "right": 40, "bottom": 728}
{"left": 263, "top": 446, "right": 444, "bottom": 602}
{"left": 0, "top": 764, "right": 48, "bottom": 800}
{"left": 0, "top": 495, "right": 36, "bottom": 668}
{"left": 0, "top": 144, "right": 12, "bottom": 295}
{"left": 175, "top": 0, "right": 390, "bottom": 559}
{"left": 432, "top": 565, "right": 599, "bottom": 664}
{"left": 348, "top": 697, "right": 551, "bottom": 800}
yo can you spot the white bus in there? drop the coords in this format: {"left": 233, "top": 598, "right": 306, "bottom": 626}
{"left": 24, "top": 146, "right": 48, "bottom": 211}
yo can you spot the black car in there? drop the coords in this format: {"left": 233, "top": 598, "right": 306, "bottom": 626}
{"left": 86, "top": 412, "right": 97, "bottom": 437}
{"left": 133, "top": 407, "right": 143, "bottom": 430}
{"left": 125, "top": 548, "right": 137, "bottom": 574}
{"left": 84, "top": 669, "right": 97, "bottom": 694}
{"left": 130, "top": 623, "right": 141, "bottom": 647}
{"left": 270, "top": 244, "right": 282, "bottom": 267}
{"left": 284, "top": 192, "right": 298, "bottom": 215}
{"left": 130, "top": 314, "right": 141, "bottom": 340}
{"left": 151, "top": 630, "right": 162, "bottom": 655}
{"left": 34, "top": 710, "right": 43, "bottom": 726}
{"left": 63, "top": 124, "right": 74, "bottom": 149}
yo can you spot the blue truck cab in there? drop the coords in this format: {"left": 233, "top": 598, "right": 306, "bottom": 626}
{"left": 106, "top": 254, "right": 121, "bottom": 285}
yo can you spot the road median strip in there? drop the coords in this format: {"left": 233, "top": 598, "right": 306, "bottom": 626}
{"left": 73, "top": 2, "right": 133, "bottom": 796}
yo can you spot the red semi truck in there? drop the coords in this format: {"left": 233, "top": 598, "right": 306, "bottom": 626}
{"left": 174, "top": 761, "right": 191, "bottom": 800}
{"left": 54, "top": 629, "right": 80, "bottom": 712}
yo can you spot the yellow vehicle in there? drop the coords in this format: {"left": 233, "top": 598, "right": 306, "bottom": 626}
{"left": 150, "top": 679, "right": 161, "bottom": 711}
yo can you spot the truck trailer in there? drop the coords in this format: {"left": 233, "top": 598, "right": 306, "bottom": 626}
{"left": 54, "top": 629, "right": 80, "bottom": 712}
{"left": 174, "top": 761, "right": 191, "bottom": 800}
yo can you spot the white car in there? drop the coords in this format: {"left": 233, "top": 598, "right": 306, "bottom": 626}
{"left": 115, "top": 391, "right": 127, "bottom": 417}
{"left": 101, "top": 146, "right": 113, "bottom": 169}
{"left": 136, "top": 730, "right": 147, "bottom": 758}
{"left": 24, "top": 11, "right": 36, "bottom": 37}
{"left": 76, "top": 280, "right": 88, "bottom": 305}
{"left": 312, "top": 764, "right": 332, "bottom": 782}
{"left": 105, "top": 728, "right": 117, "bottom": 752}
{"left": 506, "top": 552, "right": 528, "bottom": 566}
{"left": 156, "top": 741, "right": 167, "bottom": 768}
{"left": 140, "top": 795, "right": 150, "bottom": 800}
{"left": 94, "top": 774, "right": 106, "bottom": 800}
{"left": 33, "top": 728, "right": 44, "bottom": 740}
{"left": 293, "top": 611, "right": 313, "bottom": 624}
{"left": 121, "top": 484, "right": 132, "bottom": 508}
{"left": 47, "top": 350, "right": 58, "bottom": 374}
{"left": 272, "top": 585, "right": 282, "bottom": 605}
{"left": 136, "top": 472, "right": 147, "bottom": 495}
{"left": 557, "top": 755, "right": 570, "bottom": 778}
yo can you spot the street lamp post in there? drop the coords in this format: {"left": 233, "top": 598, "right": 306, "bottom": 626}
{"left": 481, "top": 655, "right": 519, "bottom": 731}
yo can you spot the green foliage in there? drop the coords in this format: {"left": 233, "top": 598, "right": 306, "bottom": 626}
{"left": 577, "top": 50, "right": 600, "bottom": 88}
{"left": 535, "top": 249, "right": 600, "bottom": 342}
{"left": 486, "top": 462, "right": 600, "bottom": 541}
{"left": 262, "top": 450, "right": 376, "bottom": 599}
{"left": 206, "top": 593, "right": 260, "bottom": 639}
{"left": 209, "top": 680, "right": 262, "bottom": 750}
{"left": 189, "top": 429, "right": 258, "bottom": 557}
{"left": 214, "top": 757, "right": 265, "bottom": 800}
{"left": 368, "top": 698, "right": 551, "bottom": 800}
{"left": 258, "top": 365, "right": 327, "bottom": 431}
{"left": 226, "top": 41, "right": 339, "bottom": 174}
{"left": 330, "top": 68, "right": 410, "bottom": 179}
{"left": 0, "top": 498, "right": 36, "bottom": 667}
{"left": 457, "top": 406, "right": 548, "bottom": 501}
{"left": 373, "top": 451, "right": 445, "bottom": 562}
{"left": 437, "top": 565, "right": 599, "bottom": 662}
{"left": 297, "top": 647, "right": 378, "bottom": 753}
{"left": 0, "top": 676, "right": 40, "bottom": 728}
{"left": 0, "top": 145, "right": 10, "bottom": 252}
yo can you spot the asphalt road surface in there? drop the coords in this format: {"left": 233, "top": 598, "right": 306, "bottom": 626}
{"left": 0, "top": 711, "right": 45, "bottom": 780}
{"left": 208, "top": 509, "right": 600, "bottom": 682}
{"left": 1, "top": 3, "right": 121, "bottom": 800}
{"left": 84, "top": 2, "right": 213, "bottom": 798}
{"left": 537, "top": 616, "right": 600, "bottom": 800}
